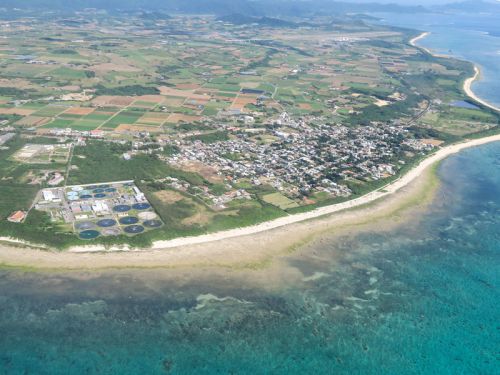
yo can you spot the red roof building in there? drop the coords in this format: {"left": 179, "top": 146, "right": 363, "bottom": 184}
{"left": 7, "top": 211, "right": 26, "bottom": 223}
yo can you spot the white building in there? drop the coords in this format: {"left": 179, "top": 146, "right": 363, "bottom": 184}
{"left": 42, "top": 190, "right": 56, "bottom": 202}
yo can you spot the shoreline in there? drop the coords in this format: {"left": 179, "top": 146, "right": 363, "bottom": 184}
{"left": 0, "top": 134, "right": 499, "bottom": 270}
{"left": 62, "top": 31, "right": 498, "bottom": 255}
{"left": 463, "top": 66, "right": 500, "bottom": 112}
{"left": 70, "top": 135, "right": 500, "bottom": 253}
{"left": 0, "top": 159, "right": 441, "bottom": 270}
{"left": 0, "top": 30, "right": 500, "bottom": 269}
{"left": 409, "top": 31, "right": 430, "bottom": 49}
{"left": 410, "top": 31, "right": 500, "bottom": 112}
{"left": 409, "top": 31, "right": 447, "bottom": 58}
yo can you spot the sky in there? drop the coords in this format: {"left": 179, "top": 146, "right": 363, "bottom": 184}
{"left": 345, "top": 0, "right": 492, "bottom": 4}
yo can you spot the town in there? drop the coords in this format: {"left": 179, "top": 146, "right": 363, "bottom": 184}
{"left": 167, "top": 114, "right": 435, "bottom": 201}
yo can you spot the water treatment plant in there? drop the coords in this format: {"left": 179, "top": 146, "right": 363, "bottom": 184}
{"left": 34, "top": 180, "right": 163, "bottom": 240}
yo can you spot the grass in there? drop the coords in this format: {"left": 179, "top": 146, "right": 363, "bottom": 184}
{"left": 446, "top": 107, "right": 497, "bottom": 123}
{"left": 48, "top": 67, "right": 87, "bottom": 80}
{"left": 84, "top": 113, "right": 113, "bottom": 122}
{"left": 419, "top": 107, "right": 497, "bottom": 136}
{"left": 262, "top": 192, "right": 299, "bottom": 210}
{"left": 103, "top": 112, "right": 143, "bottom": 127}
{"left": 67, "top": 121, "right": 101, "bottom": 131}
{"left": 42, "top": 119, "right": 75, "bottom": 128}
{"left": 32, "top": 106, "right": 67, "bottom": 117}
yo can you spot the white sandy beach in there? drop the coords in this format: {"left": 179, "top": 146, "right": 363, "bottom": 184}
{"left": 65, "top": 32, "right": 498, "bottom": 254}
{"left": 409, "top": 32, "right": 430, "bottom": 48}
{"left": 463, "top": 66, "right": 500, "bottom": 112}
{"left": 411, "top": 31, "right": 500, "bottom": 113}
{"left": 409, "top": 31, "right": 448, "bottom": 58}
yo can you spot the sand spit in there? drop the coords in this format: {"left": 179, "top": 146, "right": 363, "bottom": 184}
{"left": 411, "top": 31, "right": 500, "bottom": 112}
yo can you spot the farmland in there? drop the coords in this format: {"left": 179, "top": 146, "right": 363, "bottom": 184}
{"left": 0, "top": 15, "right": 424, "bottom": 136}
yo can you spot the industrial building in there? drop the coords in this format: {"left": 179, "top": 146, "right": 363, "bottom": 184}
{"left": 34, "top": 180, "right": 162, "bottom": 239}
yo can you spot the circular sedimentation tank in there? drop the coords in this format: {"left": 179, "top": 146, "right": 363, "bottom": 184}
{"left": 102, "top": 228, "right": 121, "bottom": 236}
{"left": 93, "top": 188, "right": 105, "bottom": 194}
{"left": 132, "top": 203, "right": 151, "bottom": 210}
{"left": 119, "top": 216, "right": 139, "bottom": 225}
{"left": 80, "top": 194, "right": 92, "bottom": 199}
{"left": 75, "top": 221, "right": 96, "bottom": 230}
{"left": 113, "top": 204, "right": 131, "bottom": 212}
{"left": 94, "top": 193, "right": 107, "bottom": 198}
{"left": 79, "top": 230, "right": 100, "bottom": 240}
{"left": 97, "top": 219, "right": 117, "bottom": 227}
{"left": 143, "top": 219, "right": 162, "bottom": 228}
{"left": 124, "top": 225, "right": 144, "bottom": 234}
{"left": 105, "top": 187, "right": 117, "bottom": 193}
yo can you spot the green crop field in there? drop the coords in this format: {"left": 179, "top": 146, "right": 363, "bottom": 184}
{"left": 262, "top": 192, "right": 300, "bottom": 210}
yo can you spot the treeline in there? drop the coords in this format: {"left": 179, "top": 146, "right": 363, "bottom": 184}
{"left": 245, "top": 48, "right": 279, "bottom": 71}
{"left": 0, "top": 87, "right": 28, "bottom": 98}
{"left": 94, "top": 84, "right": 159, "bottom": 96}
{"left": 408, "top": 126, "right": 459, "bottom": 143}
{"left": 348, "top": 93, "right": 421, "bottom": 126}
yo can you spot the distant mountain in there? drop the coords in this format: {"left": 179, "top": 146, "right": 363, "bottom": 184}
{"left": 217, "top": 14, "right": 300, "bottom": 28}
{"left": 435, "top": 0, "right": 500, "bottom": 13}
{"left": 221, "top": 1, "right": 429, "bottom": 17}
{"left": 137, "top": 11, "right": 171, "bottom": 21}
{"left": 0, "top": 0, "right": 259, "bottom": 15}
{"left": 0, "top": 0, "right": 429, "bottom": 16}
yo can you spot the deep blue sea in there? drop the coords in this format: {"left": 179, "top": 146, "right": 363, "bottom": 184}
{"left": 1, "top": 13, "right": 500, "bottom": 375}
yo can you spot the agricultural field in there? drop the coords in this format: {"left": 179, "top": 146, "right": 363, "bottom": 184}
{"left": 0, "top": 13, "right": 429, "bottom": 136}
{"left": 0, "top": 14, "right": 491, "bottom": 140}
{"left": 418, "top": 105, "right": 498, "bottom": 136}
{"left": 262, "top": 192, "right": 300, "bottom": 210}
{"left": 12, "top": 143, "right": 71, "bottom": 164}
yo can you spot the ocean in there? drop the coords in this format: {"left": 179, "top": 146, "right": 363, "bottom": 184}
{"left": 1, "top": 13, "right": 500, "bottom": 374}
{"left": 374, "top": 11, "right": 500, "bottom": 108}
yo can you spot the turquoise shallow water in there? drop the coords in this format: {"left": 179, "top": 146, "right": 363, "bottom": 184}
{"left": 0, "top": 143, "right": 499, "bottom": 374}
